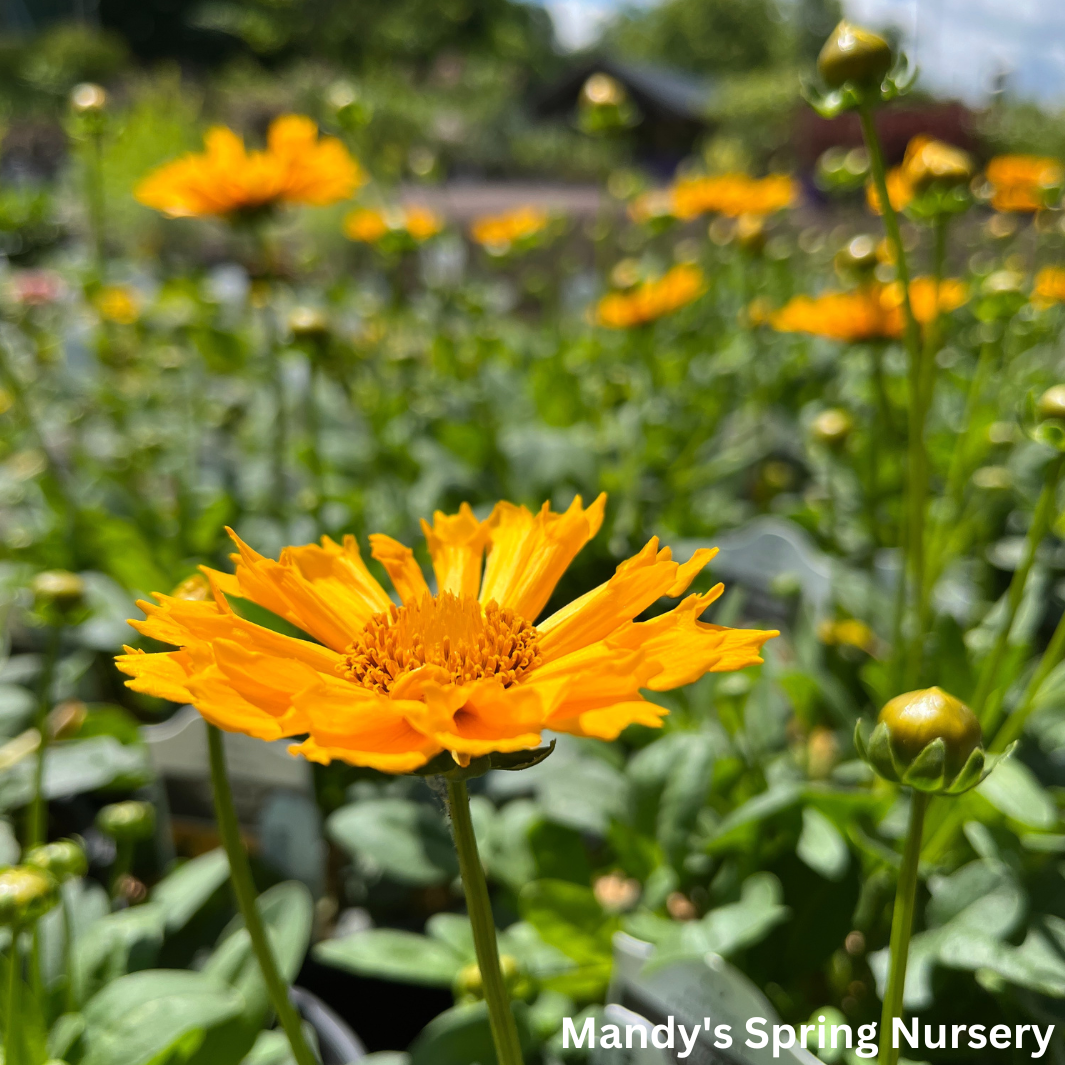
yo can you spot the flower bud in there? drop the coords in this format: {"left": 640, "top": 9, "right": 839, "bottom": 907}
{"left": 817, "top": 21, "right": 893, "bottom": 90}
{"left": 171, "top": 573, "right": 211, "bottom": 601}
{"left": 71, "top": 83, "right": 107, "bottom": 114}
{"left": 735, "top": 213, "right": 765, "bottom": 253}
{"left": 25, "top": 839, "right": 88, "bottom": 882}
{"left": 1037, "top": 385, "right": 1065, "bottom": 421}
{"left": 288, "top": 306, "right": 330, "bottom": 338}
{"left": 834, "top": 234, "right": 878, "bottom": 279}
{"left": 96, "top": 800, "right": 156, "bottom": 842}
{"left": 31, "top": 570, "right": 86, "bottom": 618}
{"left": 453, "top": 954, "right": 520, "bottom": 1000}
{"left": 855, "top": 686, "right": 1001, "bottom": 793}
{"left": 811, "top": 408, "right": 853, "bottom": 449}
{"left": 0, "top": 866, "right": 59, "bottom": 928}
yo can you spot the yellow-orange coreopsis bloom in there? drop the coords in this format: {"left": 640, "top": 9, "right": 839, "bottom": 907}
{"left": 1033, "top": 266, "right": 1065, "bottom": 308}
{"left": 595, "top": 264, "right": 706, "bottom": 328}
{"left": 984, "top": 155, "right": 1063, "bottom": 213}
{"left": 770, "top": 278, "right": 967, "bottom": 341}
{"left": 670, "top": 173, "right": 796, "bottom": 220}
{"left": 95, "top": 285, "right": 140, "bottom": 325}
{"left": 135, "top": 115, "right": 365, "bottom": 219}
{"left": 343, "top": 205, "right": 443, "bottom": 244}
{"left": 866, "top": 135, "right": 974, "bottom": 215}
{"left": 115, "top": 498, "right": 775, "bottom": 771}
{"left": 469, "top": 207, "right": 549, "bottom": 254}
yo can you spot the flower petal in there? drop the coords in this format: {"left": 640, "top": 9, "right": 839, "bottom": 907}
{"left": 293, "top": 673, "right": 441, "bottom": 769}
{"left": 609, "top": 591, "right": 778, "bottom": 689}
{"left": 479, "top": 493, "right": 606, "bottom": 621}
{"left": 369, "top": 534, "right": 431, "bottom": 604}
{"left": 419, "top": 678, "right": 547, "bottom": 756}
{"left": 552, "top": 699, "right": 668, "bottom": 740}
{"left": 537, "top": 540, "right": 719, "bottom": 661}
{"left": 184, "top": 666, "right": 292, "bottom": 741}
{"left": 115, "top": 646, "right": 194, "bottom": 704}
{"left": 421, "top": 503, "right": 490, "bottom": 599}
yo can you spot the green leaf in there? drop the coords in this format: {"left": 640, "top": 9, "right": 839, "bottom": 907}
{"left": 151, "top": 849, "right": 230, "bottom": 934}
{"left": 977, "top": 758, "right": 1059, "bottom": 829}
{"left": 313, "top": 928, "right": 464, "bottom": 987}
{"left": 408, "top": 1001, "right": 532, "bottom": 1065}
{"left": 326, "top": 798, "right": 458, "bottom": 886}
{"left": 520, "top": 880, "right": 619, "bottom": 999}
{"left": 528, "top": 819, "right": 591, "bottom": 885}
{"left": 656, "top": 732, "right": 718, "bottom": 867}
{"left": 80, "top": 969, "right": 245, "bottom": 1065}
{"left": 706, "top": 782, "right": 803, "bottom": 852}
{"left": 796, "top": 807, "right": 849, "bottom": 881}
{"left": 73, "top": 903, "right": 168, "bottom": 1006}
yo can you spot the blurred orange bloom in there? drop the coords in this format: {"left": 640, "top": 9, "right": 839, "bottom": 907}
{"left": 344, "top": 205, "right": 443, "bottom": 244}
{"left": 1033, "top": 267, "right": 1065, "bottom": 308}
{"left": 671, "top": 173, "right": 796, "bottom": 220}
{"left": 95, "top": 285, "right": 140, "bottom": 324}
{"left": 136, "top": 115, "right": 365, "bottom": 219}
{"left": 984, "top": 155, "right": 1063, "bottom": 213}
{"left": 866, "top": 165, "right": 915, "bottom": 214}
{"left": 469, "top": 207, "right": 548, "bottom": 253}
{"left": 116, "top": 498, "right": 774, "bottom": 771}
{"left": 595, "top": 264, "right": 706, "bottom": 328}
{"left": 771, "top": 278, "right": 967, "bottom": 341}
{"left": 867, "top": 135, "right": 974, "bottom": 214}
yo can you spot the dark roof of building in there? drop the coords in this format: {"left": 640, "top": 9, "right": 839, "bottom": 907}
{"left": 536, "top": 56, "right": 716, "bottom": 124}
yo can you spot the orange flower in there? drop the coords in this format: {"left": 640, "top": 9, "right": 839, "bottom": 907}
{"left": 469, "top": 207, "right": 549, "bottom": 254}
{"left": 1033, "top": 267, "right": 1065, "bottom": 308}
{"left": 771, "top": 278, "right": 967, "bottom": 341}
{"left": 343, "top": 205, "right": 443, "bottom": 244}
{"left": 670, "top": 173, "right": 796, "bottom": 220}
{"left": 135, "top": 115, "right": 365, "bottom": 219}
{"left": 116, "top": 499, "right": 775, "bottom": 771}
{"left": 984, "top": 155, "right": 1063, "bottom": 213}
{"left": 95, "top": 285, "right": 140, "bottom": 325}
{"left": 867, "top": 135, "right": 974, "bottom": 214}
{"left": 595, "top": 265, "right": 706, "bottom": 328}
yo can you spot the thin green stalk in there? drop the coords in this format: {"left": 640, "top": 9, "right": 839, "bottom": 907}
{"left": 970, "top": 452, "right": 1065, "bottom": 727}
{"left": 909, "top": 214, "right": 950, "bottom": 684}
{"left": 859, "top": 102, "right": 924, "bottom": 691}
{"left": 304, "top": 361, "right": 325, "bottom": 523}
{"left": 5, "top": 942, "right": 19, "bottom": 1065}
{"left": 446, "top": 778, "right": 524, "bottom": 1065}
{"left": 27, "top": 625, "right": 60, "bottom": 849}
{"left": 207, "top": 726, "right": 318, "bottom": 1065}
{"left": 110, "top": 840, "right": 132, "bottom": 900}
{"left": 62, "top": 890, "right": 75, "bottom": 1013}
{"left": 267, "top": 329, "right": 288, "bottom": 525}
{"left": 878, "top": 791, "right": 928, "bottom": 1065}
{"left": 88, "top": 126, "right": 106, "bottom": 273}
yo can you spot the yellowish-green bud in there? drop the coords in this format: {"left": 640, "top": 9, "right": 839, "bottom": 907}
{"left": 96, "top": 800, "right": 155, "bottom": 842}
{"left": 855, "top": 686, "right": 1001, "bottom": 794}
{"left": 288, "top": 307, "right": 330, "bottom": 338}
{"left": 71, "top": 82, "right": 107, "bottom": 114}
{"left": 1037, "top": 385, "right": 1065, "bottom": 422}
{"left": 0, "top": 866, "right": 59, "bottom": 928}
{"left": 25, "top": 839, "right": 88, "bottom": 882}
{"left": 817, "top": 21, "right": 893, "bottom": 90}
{"left": 811, "top": 408, "right": 853, "bottom": 449}
{"left": 834, "top": 234, "right": 878, "bottom": 277}
{"left": 453, "top": 954, "right": 520, "bottom": 1000}
{"left": 31, "top": 570, "right": 86, "bottom": 616}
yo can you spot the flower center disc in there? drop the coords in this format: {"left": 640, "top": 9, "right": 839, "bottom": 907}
{"left": 342, "top": 591, "right": 542, "bottom": 694}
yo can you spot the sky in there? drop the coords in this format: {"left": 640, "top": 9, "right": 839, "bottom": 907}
{"left": 535, "top": 0, "right": 1065, "bottom": 104}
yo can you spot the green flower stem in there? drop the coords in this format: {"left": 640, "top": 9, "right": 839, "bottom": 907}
{"left": 110, "top": 840, "right": 132, "bottom": 900}
{"left": 878, "top": 790, "right": 929, "bottom": 1065}
{"left": 207, "top": 725, "right": 319, "bottom": 1065}
{"left": 87, "top": 125, "right": 106, "bottom": 273}
{"left": 909, "top": 214, "right": 950, "bottom": 682}
{"left": 62, "top": 890, "right": 76, "bottom": 1013}
{"left": 970, "top": 451, "right": 1065, "bottom": 728}
{"left": 5, "top": 940, "right": 20, "bottom": 1065}
{"left": 446, "top": 778, "right": 524, "bottom": 1065}
{"left": 27, "top": 625, "right": 60, "bottom": 849}
{"left": 858, "top": 102, "right": 925, "bottom": 680}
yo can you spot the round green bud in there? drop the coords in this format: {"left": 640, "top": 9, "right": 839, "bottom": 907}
{"left": 453, "top": 954, "right": 520, "bottom": 1000}
{"left": 817, "top": 21, "right": 893, "bottom": 90}
{"left": 1037, "top": 385, "right": 1065, "bottom": 422}
{"left": 0, "top": 866, "right": 59, "bottom": 928}
{"left": 96, "top": 801, "right": 155, "bottom": 842}
{"left": 31, "top": 570, "right": 85, "bottom": 612}
{"left": 879, "top": 687, "right": 981, "bottom": 778}
{"left": 288, "top": 307, "right": 330, "bottom": 338}
{"left": 25, "top": 839, "right": 88, "bottom": 882}
{"left": 811, "top": 408, "right": 854, "bottom": 449}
